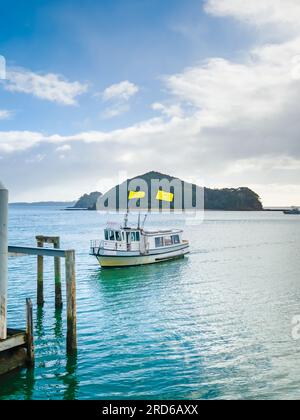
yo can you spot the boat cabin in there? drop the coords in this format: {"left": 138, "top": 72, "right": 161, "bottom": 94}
{"left": 91, "top": 227, "right": 184, "bottom": 254}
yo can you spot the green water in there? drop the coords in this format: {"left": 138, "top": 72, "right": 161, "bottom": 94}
{"left": 0, "top": 207, "right": 300, "bottom": 400}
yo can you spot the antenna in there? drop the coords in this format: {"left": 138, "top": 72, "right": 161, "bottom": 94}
{"left": 124, "top": 213, "right": 129, "bottom": 228}
{"left": 141, "top": 214, "right": 148, "bottom": 230}
{"left": 137, "top": 213, "right": 141, "bottom": 229}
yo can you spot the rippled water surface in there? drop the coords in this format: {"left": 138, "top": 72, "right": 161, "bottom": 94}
{"left": 1, "top": 207, "right": 300, "bottom": 400}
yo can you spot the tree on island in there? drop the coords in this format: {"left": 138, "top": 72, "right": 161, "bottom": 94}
{"left": 73, "top": 191, "right": 102, "bottom": 209}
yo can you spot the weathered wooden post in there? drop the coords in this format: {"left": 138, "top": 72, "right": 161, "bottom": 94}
{"left": 26, "top": 298, "right": 34, "bottom": 365}
{"left": 0, "top": 181, "right": 8, "bottom": 340}
{"left": 54, "top": 237, "right": 62, "bottom": 309}
{"left": 36, "top": 237, "right": 44, "bottom": 306}
{"left": 65, "top": 250, "right": 77, "bottom": 353}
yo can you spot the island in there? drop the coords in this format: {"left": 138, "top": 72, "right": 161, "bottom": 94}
{"left": 69, "top": 191, "right": 102, "bottom": 210}
{"left": 84, "top": 171, "right": 263, "bottom": 211}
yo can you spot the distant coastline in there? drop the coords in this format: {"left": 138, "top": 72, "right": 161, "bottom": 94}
{"left": 10, "top": 201, "right": 76, "bottom": 207}
{"left": 9, "top": 202, "right": 294, "bottom": 212}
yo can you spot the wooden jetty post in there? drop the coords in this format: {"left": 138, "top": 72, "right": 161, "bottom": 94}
{"left": 65, "top": 250, "right": 77, "bottom": 353}
{"left": 36, "top": 236, "right": 62, "bottom": 309}
{"left": 8, "top": 244, "right": 77, "bottom": 354}
{"left": 26, "top": 298, "right": 34, "bottom": 365}
{"left": 0, "top": 184, "right": 35, "bottom": 375}
{"left": 0, "top": 299, "right": 35, "bottom": 375}
{"left": 54, "top": 237, "right": 62, "bottom": 309}
{"left": 36, "top": 239, "right": 44, "bottom": 306}
{"left": 0, "top": 181, "right": 8, "bottom": 340}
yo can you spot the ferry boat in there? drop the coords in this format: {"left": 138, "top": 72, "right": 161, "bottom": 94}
{"left": 90, "top": 215, "right": 190, "bottom": 268}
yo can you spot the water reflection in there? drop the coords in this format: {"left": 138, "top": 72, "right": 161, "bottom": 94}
{"left": 93, "top": 258, "right": 189, "bottom": 292}
{"left": 36, "top": 306, "right": 44, "bottom": 338}
{"left": 63, "top": 352, "right": 79, "bottom": 401}
{"left": 23, "top": 367, "right": 35, "bottom": 401}
{"left": 54, "top": 308, "right": 63, "bottom": 339}
{"left": 0, "top": 365, "right": 35, "bottom": 400}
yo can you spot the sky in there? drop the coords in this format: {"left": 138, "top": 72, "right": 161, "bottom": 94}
{"left": 0, "top": 0, "right": 300, "bottom": 205}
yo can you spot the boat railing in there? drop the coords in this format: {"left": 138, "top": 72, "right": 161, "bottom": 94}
{"left": 90, "top": 240, "right": 128, "bottom": 253}
{"left": 90, "top": 240, "right": 103, "bottom": 255}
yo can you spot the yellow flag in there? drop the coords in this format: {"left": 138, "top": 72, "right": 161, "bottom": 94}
{"left": 156, "top": 190, "right": 174, "bottom": 203}
{"left": 128, "top": 191, "right": 146, "bottom": 200}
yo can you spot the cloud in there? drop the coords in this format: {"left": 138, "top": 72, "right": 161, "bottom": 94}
{"left": 0, "top": 109, "right": 13, "bottom": 120}
{"left": 100, "top": 103, "right": 130, "bottom": 120}
{"left": 55, "top": 144, "right": 71, "bottom": 153}
{"left": 102, "top": 80, "right": 139, "bottom": 101}
{"left": 4, "top": 67, "right": 88, "bottom": 105}
{"left": 0, "top": 117, "right": 167, "bottom": 153}
{"left": 152, "top": 102, "right": 184, "bottom": 119}
{"left": 98, "top": 80, "right": 139, "bottom": 119}
{"left": 0, "top": 131, "right": 45, "bottom": 152}
{"left": 164, "top": 46, "right": 300, "bottom": 123}
{"left": 0, "top": 55, "right": 6, "bottom": 80}
{"left": 205, "top": 0, "right": 300, "bottom": 29}
{"left": 25, "top": 154, "right": 45, "bottom": 164}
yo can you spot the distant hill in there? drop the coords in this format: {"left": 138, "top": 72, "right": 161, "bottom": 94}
{"left": 72, "top": 191, "right": 102, "bottom": 209}
{"left": 88, "top": 171, "right": 263, "bottom": 211}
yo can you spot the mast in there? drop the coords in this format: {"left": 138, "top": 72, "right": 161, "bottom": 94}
{"left": 141, "top": 214, "right": 148, "bottom": 230}
{"left": 137, "top": 213, "right": 141, "bottom": 229}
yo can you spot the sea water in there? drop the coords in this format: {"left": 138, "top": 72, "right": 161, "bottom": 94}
{"left": 0, "top": 206, "right": 299, "bottom": 400}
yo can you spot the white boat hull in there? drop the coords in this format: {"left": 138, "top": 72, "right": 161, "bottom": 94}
{"left": 96, "top": 245, "right": 189, "bottom": 268}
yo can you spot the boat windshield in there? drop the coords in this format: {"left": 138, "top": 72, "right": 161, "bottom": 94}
{"left": 104, "top": 229, "right": 121, "bottom": 241}
{"left": 104, "top": 228, "right": 140, "bottom": 242}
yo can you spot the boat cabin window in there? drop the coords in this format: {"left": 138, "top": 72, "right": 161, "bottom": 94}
{"left": 122, "top": 232, "right": 125, "bottom": 241}
{"left": 105, "top": 229, "right": 122, "bottom": 241}
{"left": 155, "top": 237, "right": 164, "bottom": 248}
{"left": 115, "top": 231, "right": 122, "bottom": 242}
{"left": 155, "top": 234, "right": 180, "bottom": 247}
{"left": 172, "top": 235, "right": 180, "bottom": 244}
{"left": 130, "top": 231, "right": 140, "bottom": 242}
{"left": 164, "top": 236, "right": 172, "bottom": 246}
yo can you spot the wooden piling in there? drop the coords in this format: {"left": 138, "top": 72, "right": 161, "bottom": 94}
{"left": 54, "top": 238, "right": 62, "bottom": 309}
{"left": 0, "top": 182, "right": 8, "bottom": 340}
{"left": 8, "top": 240, "right": 77, "bottom": 357}
{"left": 36, "top": 240, "right": 44, "bottom": 306}
{"left": 35, "top": 236, "right": 62, "bottom": 309}
{"left": 26, "top": 298, "right": 34, "bottom": 366}
{"left": 65, "top": 250, "right": 77, "bottom": 353}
